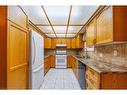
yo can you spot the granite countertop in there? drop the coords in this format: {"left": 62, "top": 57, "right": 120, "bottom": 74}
{"left": 72, "top": 55, "right": 127, "bottom": 73}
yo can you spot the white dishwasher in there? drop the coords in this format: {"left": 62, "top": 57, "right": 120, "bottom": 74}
{"left": 56, "top": 45, "right": 67, "bottom": 68}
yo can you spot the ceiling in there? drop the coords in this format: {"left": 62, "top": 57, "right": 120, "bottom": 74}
{"left": 21, "top": 6, "right": 99, "bottom": 38}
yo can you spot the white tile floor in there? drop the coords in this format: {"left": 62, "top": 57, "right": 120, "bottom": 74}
{"left": 40, "top": 68, "right": 81, "bottom": 90}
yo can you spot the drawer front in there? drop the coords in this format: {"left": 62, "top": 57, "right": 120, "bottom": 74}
{"left": 86, "top": 66, "right": 100, "bottom": 81}
{"left": 86, "top": 73, "right": 100, "bottom": 88}
{"left": 86, "top": 79, "right": 97, "bottom": 90}
{"left": 86, "top": 66, "right": 100, "bottom": 89}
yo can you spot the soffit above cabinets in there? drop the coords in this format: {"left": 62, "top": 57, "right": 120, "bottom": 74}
{"left": 21, "top": 6, "right": 99, "bottom": 38}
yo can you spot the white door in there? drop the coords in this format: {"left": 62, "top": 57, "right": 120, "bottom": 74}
{"left": 30, "top": 30, "right": 44, "bottom": 89}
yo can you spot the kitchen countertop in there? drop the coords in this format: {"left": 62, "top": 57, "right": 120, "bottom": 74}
{"left": 71, "top": 55, "right": 127, "bottom": 73}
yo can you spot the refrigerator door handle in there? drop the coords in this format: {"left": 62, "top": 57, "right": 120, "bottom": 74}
{"left": 32, "top": 36, "right": 36, "bottom": 65}
{"left": 33, "top": 66, "right": 43, "bottom": 73}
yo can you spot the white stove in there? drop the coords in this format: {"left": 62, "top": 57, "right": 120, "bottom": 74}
{"left": 55, "top": 46, "right": 67, "bottom": 69}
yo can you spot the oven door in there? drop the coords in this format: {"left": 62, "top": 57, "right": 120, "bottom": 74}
{"left": 56, "top": 54, "right": 67, "bottom": 68}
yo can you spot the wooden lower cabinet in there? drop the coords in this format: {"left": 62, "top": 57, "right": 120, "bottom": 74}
{"left": 86, "top": 66, "right": 100, "bottom": 89}
{"left": 50, "top": 55, "right": 55, "bottom": 68}
{"left": 69, "top": 55, "right": 78, "bottom": 78}
{"left": 86, "top": 66, "right": 127, "bottom": 89}
{"left": 67, "top": 55, "right": 72, "bottom": 68}
{"left": 44, "top": 57, "right": 50, "bottom": 75}
{"left": 44, "top": 55, "right": 55, "bottom": 75}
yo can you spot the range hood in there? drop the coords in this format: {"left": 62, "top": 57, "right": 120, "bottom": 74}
{"left": 56, "top": 44, "right": 67, "bottom": 48}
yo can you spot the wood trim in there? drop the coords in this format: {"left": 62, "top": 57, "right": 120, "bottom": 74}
{"left": 65, "top": 6, "right": 72, "bottom": 37}
{"left": 8, "top": 19, "right": 28, "bottom": 31}
{"left": 0, "top": 6, "right": 7, "bottom": 89}
{"left": 10, "top": 24, "right": 28, "bottom": 33}
{"left": 10, "top": 63, "right": 27, "bottom": 71}
{"left": 41, "top": 6, "right": 57, "bottom": 37}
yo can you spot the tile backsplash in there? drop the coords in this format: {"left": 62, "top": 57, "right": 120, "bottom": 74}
{"left": 79, "top": 43, "right": 127, "bottom": 67}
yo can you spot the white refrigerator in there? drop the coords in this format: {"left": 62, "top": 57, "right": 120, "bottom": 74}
{"left": 30, "top": 30, "right": 44, "bottom": 89}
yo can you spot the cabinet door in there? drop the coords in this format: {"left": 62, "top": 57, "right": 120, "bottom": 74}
{"left": 71, "top": 38, "right": 76, "bottom": 49}
{"left": 50, "top": 55, "right": 55, "bottom": 68}
{"left": 86, "top": 20, "right": 96, "bottom": 47}
{"left": 66, "top": 39, "right": 71, "bottom": 49}
{"left": 51, "top": 38, "right": 56, "bottom": 49}
{"left": 61, "top": 39, "right": 66, "bottom": 44}
{"left": 57, "top": 39, "right": 61, "bottom": 44}
{"left": 44, "top": 37, "right": 51, "bottom": 48}
{"left": 8, "top": 22, "right": 28, "bottom": 89}
{"left": 96, "top": 7, "right": 113, "bottom": 44}
{"left": 67, "top": 55, "right": 72, "bottom": 68}
{"left": 76, "top": 34, "right": 83, "bottom": 48}
{"left": 7, "top": 6, "right": 28, "bottom": 89}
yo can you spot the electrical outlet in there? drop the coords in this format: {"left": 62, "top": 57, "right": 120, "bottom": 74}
{"left": 99, "top": 53, "right": 103, "bottom": 57}
{"left": 114, "top": 50, "right": 118, "bottom": 57}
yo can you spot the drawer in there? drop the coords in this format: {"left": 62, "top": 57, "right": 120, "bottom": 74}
{"left": 86, "top": 66, "right": 100, "bottom": 81}
{"left": 86, "top": 73, "right": 100, "bottom": 88}
{"left": 86, "top": 79, "right": 97, "bottom": 90}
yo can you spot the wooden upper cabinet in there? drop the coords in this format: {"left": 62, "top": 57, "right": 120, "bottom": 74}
{"left": 61, "top": 39, "right": 66, "bottom": 44}
{"left": 51, "top": 38, "right": 56, "bottom": 49}
{"left": 8, "top": 6, "right": 27, "bottom": 29}
{"left": 66, "top": 39, "right": 71, "bottom": 49}
{"left": 44, "top": 37, "right": 51, "bottom": 48}
{"left": 71, "top": 38, "right": 76, "bottom": 49}
{"left": 86, "top": 20, "right": 96, "bottom": 47}
{"left": 44, "top": 36, "right": 83, "bottom": 49}
{"left": 56, "top": 39, "right": 61, "bottom": 44}
{"left": 75, "top": 34, "right": 83, "bottom": 48}
{"left": 113, "top": 6, "right": 127, "bottom": 41}
{"left": 96, "top": 7, "right": 113, "bottom": 44}
{"left": 96, "top": 6, "right": 127, "bottom": 45}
